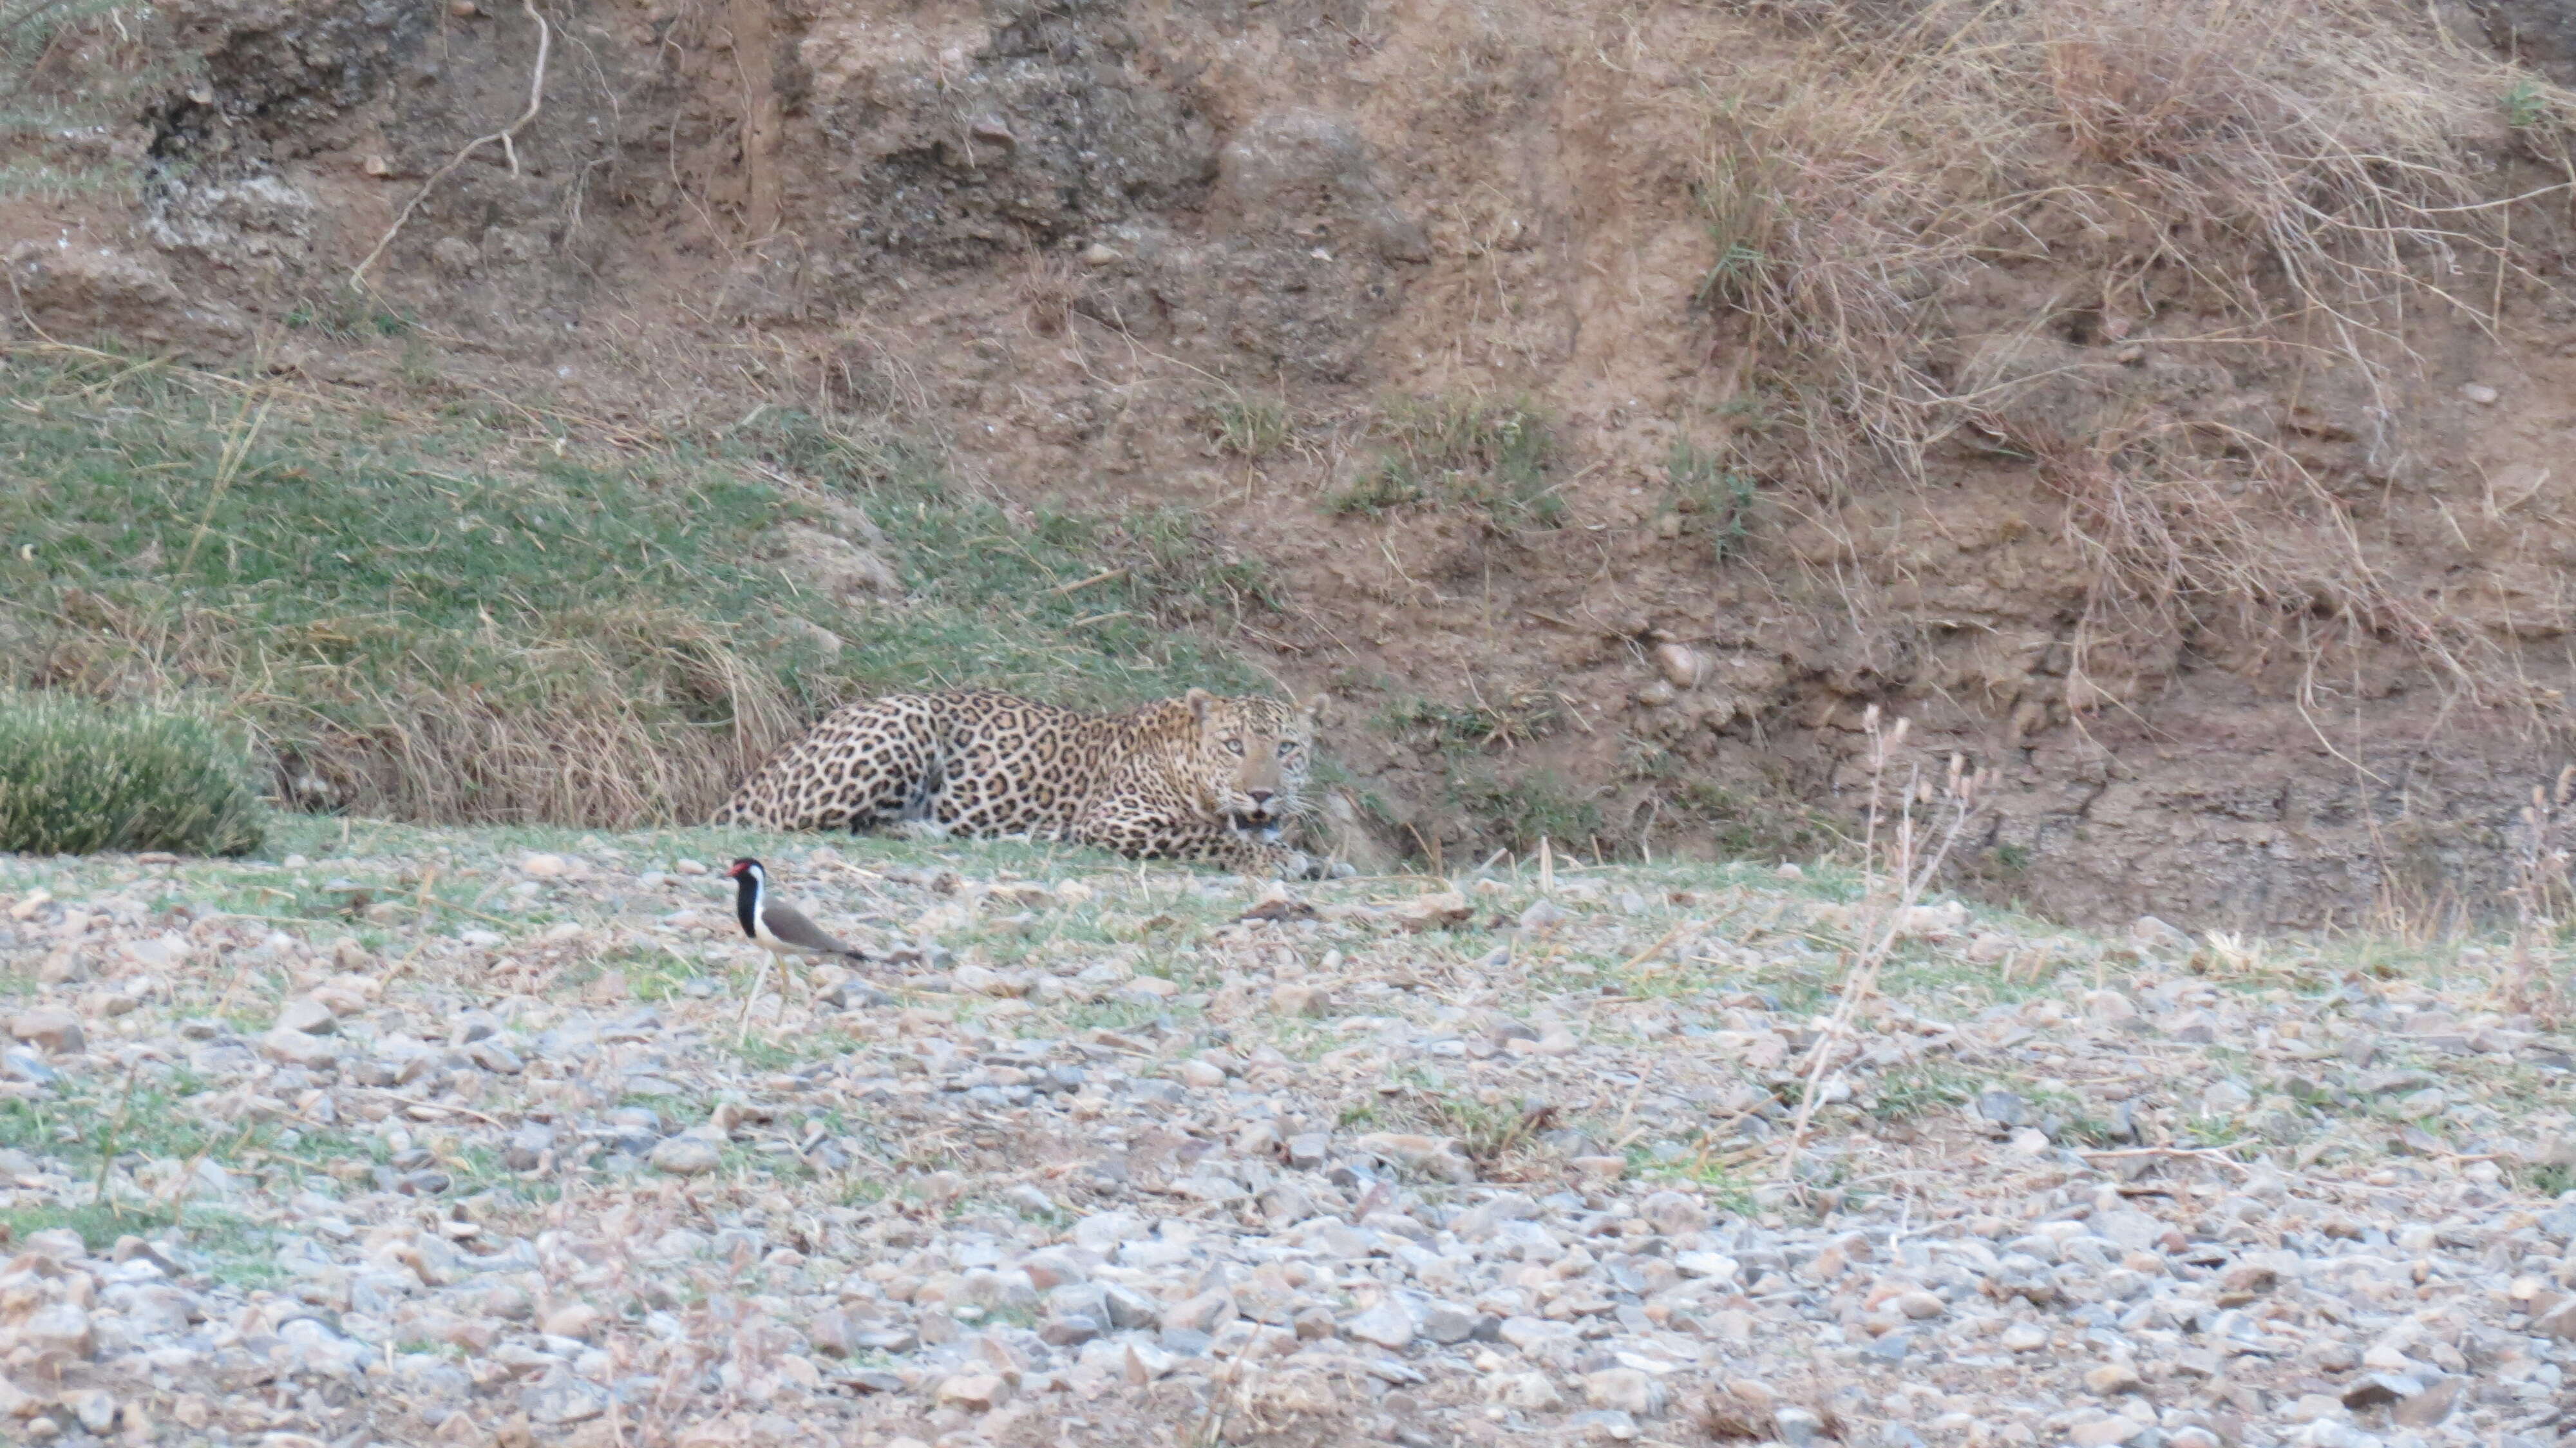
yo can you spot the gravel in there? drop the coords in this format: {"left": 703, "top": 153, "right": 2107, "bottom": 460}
{"left": 0, "top": 831, "right": 2571, "bottom": 1448}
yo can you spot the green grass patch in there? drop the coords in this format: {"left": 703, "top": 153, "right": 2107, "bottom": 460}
{"left": 1663, "top": 441, "right": 1759, "bottom": 565}
{"left": 1450, "top": 770, "right": 1606, "bottom": 857}
{"left": 0, "top": 1201, "right": 141, "bottom": 1252}
{"left": 1329, "top": 395, "right": 1563, "bottom": 529}
{"left": 2519, "top": 1161, "right": 2576, "bottom": 1198}
{"left": 1627, "top": 1145, "right": 1757, "bottom": 1214}
{"left": 1379, "top": 694, "right": 1560, "bottom": 756}
{"left": 0, "top": 354, "right": 1265, "bottom": 830}
{"left": 0, "top": 689, "right": 265, "bottom": 855}
{"left": 1203, "top": 394, "right": 1293, "bottom": 459}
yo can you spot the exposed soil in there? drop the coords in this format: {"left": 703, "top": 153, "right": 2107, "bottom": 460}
{"left": 20, "top": 0, "right": 2576, "bottom": 929}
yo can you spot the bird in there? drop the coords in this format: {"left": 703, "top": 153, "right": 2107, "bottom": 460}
{"left": 726, "top": 858, "right": 869, "bottom": 962}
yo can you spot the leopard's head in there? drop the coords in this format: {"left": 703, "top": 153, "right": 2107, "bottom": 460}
{"left": 1184, "top": 688, "right": 1327, "bottom": 838}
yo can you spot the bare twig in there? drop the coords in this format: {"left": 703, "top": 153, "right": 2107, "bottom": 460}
{"left": 1781, "top": 709, "right": 1991, "bottom": 1186}
{"left": 374, "top": 1094, "right": 509, "bottom": 1128}
{"left": 2076, "top": 1145, "right": 2253, "bottom": 1176}
{"left": 350, "top": 0, "right": 554, "bottom": 287}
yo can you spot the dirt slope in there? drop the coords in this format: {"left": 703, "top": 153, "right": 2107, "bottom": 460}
{"left": 19, "top": 0, "right": 2576, "bottom": 928}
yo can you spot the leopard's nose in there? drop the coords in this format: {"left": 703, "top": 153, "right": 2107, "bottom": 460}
{"left": 1247, "top": 788, "right": 1275, "bottom": 807}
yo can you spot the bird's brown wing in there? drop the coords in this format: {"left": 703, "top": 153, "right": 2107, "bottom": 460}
{"left": 761, "top": 902, "right": 866, "bottom": 959}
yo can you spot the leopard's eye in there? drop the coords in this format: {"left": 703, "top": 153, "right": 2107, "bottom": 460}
{"left": 1224, "top": 737, "right": 1244, "bottom": 755}
{"left": 1276, "top": 741, "right": 1297, "bottom": 758}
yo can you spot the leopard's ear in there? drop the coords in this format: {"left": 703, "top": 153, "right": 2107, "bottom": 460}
{"left": 1298, "top": 691, "right": 1331, "bottom": 728}
{"left": 1186, "top": 687, "right": 1215, "bottom": 725}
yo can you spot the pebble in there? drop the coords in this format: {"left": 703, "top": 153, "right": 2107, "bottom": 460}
{"left": 1775, "top": 1405, "right": 1824, "bottom": 1447}
{"left": 19, "top": 1302, "right": 91, "bottom": 1358}
{"left": 260, "top": 1025, "right": 341, "bottom": 1067}
{"left": 8, "top": 1007, "right": 82, "bottom": 1053}
{"left": 648, "top": 1138, "right": 723, "bottom": 1176}
{"left": 1343, "top": 1299, "right": 1416, "bottom": 1349}
{"left": 0, "top": 823, "right": 2565, "bottom": 1448}
{"left": 274, "top": 996, "right": 336, "bottom": 1034}
{"left": 2085, "top": 1362, "right": 2144, "bottom": 1395}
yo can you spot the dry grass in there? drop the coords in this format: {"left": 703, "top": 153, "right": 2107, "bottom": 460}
{"left": 1692, "top": 0, "right": 2576, "bottom": 714}
{"left": 2502, "top": 766, "right": 2576, "bottom": 1022}
{"left": 1018, "top": 249, "right": 1083, "bottom": 338}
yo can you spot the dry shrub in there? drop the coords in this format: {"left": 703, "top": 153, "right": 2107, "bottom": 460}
{"left": 1695, "top": 0, "right": 2575, "bottom": 711}
{"left": 1019, "top": 249, "right": 1083, "bottom": 337}
{"left": 0, "top": 689, "right": 264, "bottom": 856}
{"left": 2501, "top": 766, "right": 2576, "bottom": 1022}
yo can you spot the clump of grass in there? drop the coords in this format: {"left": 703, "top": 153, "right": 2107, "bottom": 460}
{"left": 0, "top": 691, "right": 263, "bottom": 856}
{"left": 2501, "top": 77, "right": 2555, "bottom": 131}
{"left": 1862, "top": 1062, "right": 1978, "bottom": 1122}
{"left": 1330, "top": 395, "right": 1562, "bottom": 529}
{"left": 0, "top": 352, "right": 1262, "bottom": 830}
{"left": 2500, "top": 767, "right": 2576, "bottom": 1025}
{"left": 1327, "top": 467, "right": 1426, "bottom": 517}
{"left": 283, "top": 291, "right": 415, "bottom": 341}
{"left": 1451, "top": 770, "right": 1605, "bottom": 856}
{"left": 1665, "top": 441, "right": 1759, "bottom": 565}
{"left": 1670, "top": 778, "right": 1842, "bottom": 861}
{"left": 2519, "top": 1161, "right": 2575, "bottom": 1198}
{"left": 1617, "top": 743, "right": 1844, "bottom": 861}
{"left": 1692, "top": 0, "right": 2576, "bottom": 716}
{"left": 1204, "top": 395, "right": 1293, "bottom": 459}
{"left": 1379, "top": 693, "right": 1559, "bottom": 755}
{"left": 0, "top": 0, "right": 181, "bottom": 204}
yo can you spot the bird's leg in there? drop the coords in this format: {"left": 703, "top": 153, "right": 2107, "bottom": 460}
{"left": 776, "top": 956, "right": 804, "bottom": 1029}
{"left": 737, "top": 954, "right": 773, "bottom": 1046}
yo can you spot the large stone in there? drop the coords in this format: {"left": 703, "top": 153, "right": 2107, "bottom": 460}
{"left": 8, "top": 1009, "right": 82, "bottom": 1054}
{"left": 2533, "top": 1299, "right": 2576, "bottom": 1340}
{"left": 1353, "top": 1132, "right": 1474, "bottom": 1183}
{"left": 649, "top": 1138, "right": 724, "bottom": 1176}
{"left": 1584, "top": 1368, "right": 1666, "bottom": 1416}
{"left": 1341, "top": 1300, "right": 1416, "bottom": 1349}
{"left": 1394, "top": 891, "right": 1472, "bottom": 931}
{"left": 19, "top": 1302, "right": 92, "bottom": 1358}
{"left": 1160, "top": 1290, "right": 1233, "bottom": 1334}
{"left": 2083, "top": 989, "right": 2139, "bottom": 1025}
{"left": 2391, "top": 1377, "right": 2461, "bottom": 1427}
{"left": 4, "top": 240, "right": 249, "bottom": 353}
{"left": 769, "top": 524, "right": 902, "bottom": 602}
{"left": 1774, "top": 1407, "right": 1824, "bottom": 1447}
{"left": 2341, "top": 1374, "right": 2421, "bottom": 1410}
{"left": 275, "top": 997, "right": 336, "bottom": 1035}
{"left": 934, "top": 1373, "right": 1007, "bottom": 1411}
{"left": 1674, "top": 1252, "right": 1741, "bottom": 1282}
{"left": 260, "top": 1027, "right": 341, "bottom": 1068}
{"left": 522, "top": 1377, "right": 607, "bottom": 1425}
{"left": 1638, "top": 1190, "right": 1707, "bottom": 1236}
{"left": 1420, "top": 1301, "right": 1481, "bottom": 1344}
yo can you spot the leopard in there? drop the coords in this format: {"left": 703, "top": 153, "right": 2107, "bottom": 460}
{"left": 714, "top": 687, "right": 1330, "bottom": 877}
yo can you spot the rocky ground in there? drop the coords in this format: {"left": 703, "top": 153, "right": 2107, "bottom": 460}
{"left": 0, "top": 819, "right": 2570, "bottom": 1448}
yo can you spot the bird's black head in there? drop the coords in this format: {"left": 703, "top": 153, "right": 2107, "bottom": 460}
{"left": 728, "top": 858, "right": 762, "bottom": 939}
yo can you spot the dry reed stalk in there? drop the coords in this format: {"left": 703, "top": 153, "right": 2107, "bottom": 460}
{"left": 2501, "top": 765, "right": 2576, "bottom": 1024}
{"left": 1779, "top": 707, "right": 1993, "bottom": 1186}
